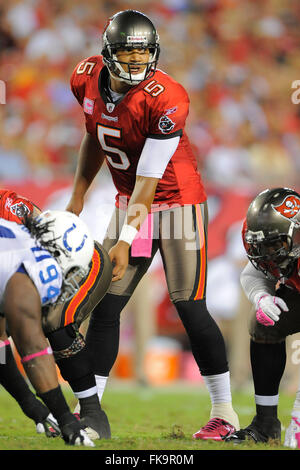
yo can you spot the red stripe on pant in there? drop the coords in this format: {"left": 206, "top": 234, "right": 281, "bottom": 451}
{"left": 63, "top": 248, "right": 101, "bottom": 326}
{"left": 193, "top": 204, "right": 206, "bottom": 300}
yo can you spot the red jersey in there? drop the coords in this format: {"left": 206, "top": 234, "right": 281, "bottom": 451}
{"left": 70, "top": 56, "right": 206, "bottom": 209}
{"left": 0, "top": 189, "right": 34, "bottom": 223}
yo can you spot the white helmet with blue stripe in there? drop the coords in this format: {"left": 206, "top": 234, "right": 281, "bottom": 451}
{"left": 33, "top": 210, "right": 94, "bottom": 300}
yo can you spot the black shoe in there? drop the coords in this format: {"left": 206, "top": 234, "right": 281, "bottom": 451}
{"left": 80, "top": 409, "right": 111, "bottom": 439}
{"left": 225, "top": 415, "right": 281, "bottom": 444}
{"left": 36, "top": 413, "right": 61, "bottom": 437}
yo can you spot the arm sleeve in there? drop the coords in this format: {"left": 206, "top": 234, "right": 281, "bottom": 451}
{"left": 240, "top": 261, "right": 277, "bottom": 306}
{"left": 136, "top": 135, "right": 180, "bottom": 178}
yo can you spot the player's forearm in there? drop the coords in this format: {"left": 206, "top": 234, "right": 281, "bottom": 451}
{"left": 126, "top": 176, "right": 158, "bottom": 230}
{"left": 71, "top": 132, "right": 105, "bottom": 199}
{"left": 117, "top": 176, "right": 159, "bottom": 246}
{"left": 240, "top": 261, "right": 276, "bottom": 306}
{"left": 4, "top": 275, "right": 59, "bottom": 393}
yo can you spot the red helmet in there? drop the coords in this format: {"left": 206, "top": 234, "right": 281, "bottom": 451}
{"left": 0, "top": 189, "right": 34, "bottom": 223}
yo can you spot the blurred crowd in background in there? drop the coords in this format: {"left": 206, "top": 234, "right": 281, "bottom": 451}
{"left": 1, "top": 0, "right": 300, "bottom": 391}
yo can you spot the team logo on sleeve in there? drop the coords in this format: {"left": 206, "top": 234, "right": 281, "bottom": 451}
{"left": 272, "top": 195, "right": 300, "bottom": 225}
{"left": 158, "top": 115, "right": 175, "bottom": 134}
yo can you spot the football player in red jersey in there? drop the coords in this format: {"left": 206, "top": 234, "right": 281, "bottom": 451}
{"left": 66, "top": 10, "right": 240, "bottom": 440}
{"left": 226, "top": 188, "right": 300, "bottom": 447}
{"left": 0, "top": 189, "right": 112, "bottom": 440}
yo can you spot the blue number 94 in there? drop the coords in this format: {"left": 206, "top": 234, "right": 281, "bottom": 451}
{"left": 40, "top": 264, "right": 60, "bottom": 304}
{"left": 39, "top": 265, "right": 59, "bottom": 284}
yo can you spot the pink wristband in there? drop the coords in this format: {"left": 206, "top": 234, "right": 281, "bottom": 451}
{"left": 21, "top": 346, "right": 53, "bottom": 364}
{"left": 256, "top": 308, "right": 275, "bottom": 326}
{"left": 0, "top": 339, "right": 10, "bottom": 348}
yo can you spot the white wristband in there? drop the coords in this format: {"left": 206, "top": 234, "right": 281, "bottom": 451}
{"left": 119, "top": 224, "right": 138, "bottom": 246}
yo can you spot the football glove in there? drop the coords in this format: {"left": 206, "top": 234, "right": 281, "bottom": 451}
{"left": 255, "top": 293, "right": 289, "bottom": 327}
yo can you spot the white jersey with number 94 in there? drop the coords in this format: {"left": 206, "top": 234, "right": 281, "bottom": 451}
{"left": 0, "top": 218, "right": 62, "bottom": 310}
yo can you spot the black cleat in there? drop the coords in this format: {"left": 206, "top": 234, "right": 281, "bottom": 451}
{"left": 36, "top": 413, "right": 61, "bottom": 437}
{"left": 225, "top": 415, "right": 281, "bottom": 444}
{"left": 80, "top": 408, "right": 111, "bottom": 440}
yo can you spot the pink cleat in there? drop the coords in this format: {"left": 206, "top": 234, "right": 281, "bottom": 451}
{"left": 193, "top": 418, "right": 235, "bottom": 441}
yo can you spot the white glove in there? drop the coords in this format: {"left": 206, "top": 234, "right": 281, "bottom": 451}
{"left": 254, "top": 293, "right": 289, "bottom": 327}
{"left": 284, "top": 416, "right": 300, "bottom": 449}
{"left": 74, "top": 429, "right": 95, "bottom": 447}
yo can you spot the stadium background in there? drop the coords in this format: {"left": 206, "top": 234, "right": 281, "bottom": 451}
{"left": 1, "top": 0, "right": 300, "bottom": 392}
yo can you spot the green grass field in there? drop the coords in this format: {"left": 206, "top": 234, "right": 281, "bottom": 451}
{"left": 0, "top": 381, "right": 297, "bottom": 452}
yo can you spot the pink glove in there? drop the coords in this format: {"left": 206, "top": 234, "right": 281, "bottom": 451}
{"left": 255, "top": 294, "right": 289, "bottom": 327}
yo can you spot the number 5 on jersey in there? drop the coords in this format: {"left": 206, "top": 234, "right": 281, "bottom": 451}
{"left": 97, "top": 124, "right": 130, "bottom": 170}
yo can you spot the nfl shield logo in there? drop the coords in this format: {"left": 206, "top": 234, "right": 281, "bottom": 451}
{"left": 106, "top": 102, "right": 115, "bottom": 113}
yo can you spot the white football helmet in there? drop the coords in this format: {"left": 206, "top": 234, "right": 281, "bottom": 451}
{"left": 34, "top": 210, "right": 94, "bottom": 301}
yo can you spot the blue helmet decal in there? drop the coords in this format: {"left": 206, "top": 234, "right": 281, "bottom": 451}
{"left": 63, "top": 223, "right": 88, "bottom": 252}
{"left": 76, "top": 234, "right": 88, "bottom": 252}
